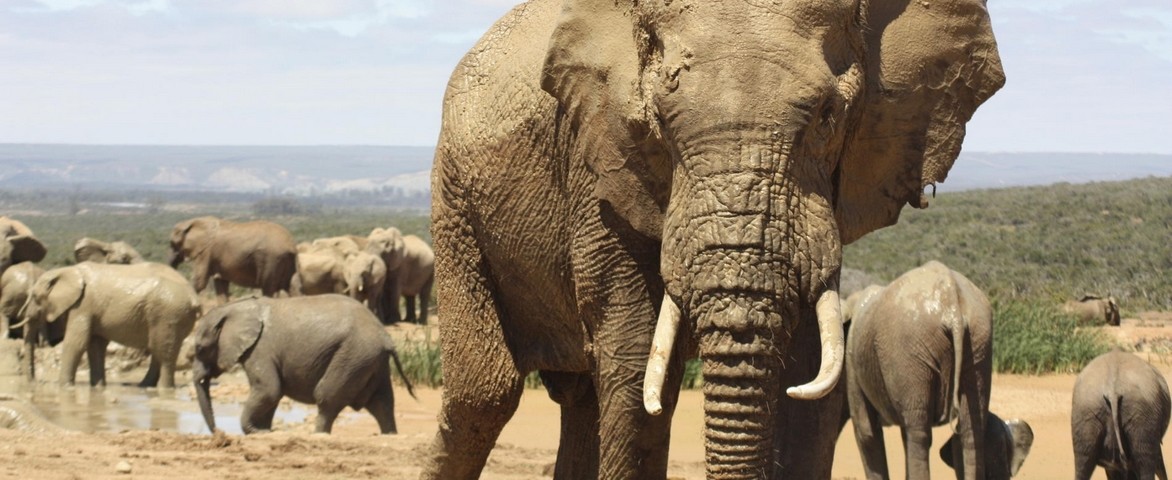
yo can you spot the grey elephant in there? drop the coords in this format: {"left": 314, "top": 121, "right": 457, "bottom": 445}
{"left": 73, "top": 237, "right": 144, "bottom": 264}
{"left": 192, "top": 294, "right": 414, "bottom": 434}
{"left": 1062, "top": 294, "right": 1121, "bottom": 327}
{"left": 845, "top": 261, "right": 1032, "bottom": 479}
{"left": 169, "top": 216, "right": 298, "bottom": 302}
{"left": 1072, "top": 350, "right": 1170, "bottom": 480}
{"left": 427, "top": 0, "right": 1005, "bottom": 477}
{"left": 21, "top": 262, "right": 200, "bottom": 388}
{"left": 1, "top": 262, "right": 44, "bottom": 339}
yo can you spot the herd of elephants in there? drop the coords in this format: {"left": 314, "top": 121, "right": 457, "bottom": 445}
{"left": 1, "top": 0, "right": 1168, "bottom": 479}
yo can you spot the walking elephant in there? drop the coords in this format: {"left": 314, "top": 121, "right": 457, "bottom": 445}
{"left": 426, "top": 0, "right": 1004, "bottom": 477}
{"left": 1062, "top": 294, "right": 1121, "bottom": 327}
{"left": 169, "top": 216, "right": 297, "bottom": 302}
{"left": 73, "top": 237, "right": 144, "bottom": 264}
{"left": 192, "top": 295, "right": 414, "bottom": 434}
{"left": 1, "top": 262, "right": 44, "bottom": 339}
{"left": 20, "top": 262, "right": 200, "bottom": 388}
{"left": 845, "top": 261, "right": 1033, "bottom": 479}
{"left": 1072, "top": 350, "right": 1170, "bottom": 480}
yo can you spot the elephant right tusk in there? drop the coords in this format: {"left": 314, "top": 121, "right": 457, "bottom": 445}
{"left": 644, "top": 295, "right": 681, "bottom": 416}
{"left": 786, "top": 288, "right": 845, "bottom": 400}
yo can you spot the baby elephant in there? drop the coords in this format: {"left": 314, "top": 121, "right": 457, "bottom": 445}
{"left": 846, "top": 261, "right": 1033, "bottom": 479}
{"left": 1072, "top": 350, "right": 1170, "bottom": 480}
{"left": 193, "top": 294, "right": 414, "bottom": 434}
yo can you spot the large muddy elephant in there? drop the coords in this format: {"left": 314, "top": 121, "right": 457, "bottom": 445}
{"left": 844, "top": 261, "right": 1032, "bottom": 479}
{"left": 1072, "top": 350, "right": 1170, "bottom": 480}
{"left": 21, "top": 262, "right": 201, "bottom": 388}
{"left": 169, "top": 216, "right": 297, "bottom": 303}
{"left": 426, "top": 0, "right": 1004, "bottom": 478}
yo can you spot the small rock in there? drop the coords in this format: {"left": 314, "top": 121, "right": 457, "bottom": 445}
{"left": 115, "top": 461, "right": 132, "bottom": 474}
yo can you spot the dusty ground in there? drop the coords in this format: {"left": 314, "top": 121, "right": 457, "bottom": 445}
{"left": 1, "top": 314, "right": 1170, "bottom": 479}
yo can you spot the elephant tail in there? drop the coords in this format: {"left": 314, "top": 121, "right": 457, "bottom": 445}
{"left": 386, "top": 342, "right": 417, "bottom": 400}
{"left": 1108, "top": 393, "right": 1129, "bottom": 471}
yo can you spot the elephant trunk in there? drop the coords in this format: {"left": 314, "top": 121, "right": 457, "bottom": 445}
{"left": 168, "top": 250, "right": 184, "bottom": 268}
{"left": 193, "top": 363, "right": 216, "bottom": 432}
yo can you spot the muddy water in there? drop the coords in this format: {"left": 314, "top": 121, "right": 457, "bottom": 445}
{"left": 2, "top": 379, "right": 313, "bottom": 435}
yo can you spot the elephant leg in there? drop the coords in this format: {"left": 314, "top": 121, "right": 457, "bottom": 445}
{"left": 540, "top": 371, "right": 600, "bottom": 480}
{"left": 311, "top": 348, "right": 379, "bottom": 434}
{"left": 405, "top": 295, "right": 418, "bottom": 324}
{"left": 1105, "top": 468, "right": 1129, "bottom": 480}
{"left": 86, "top": 336, "right": 109, "bottom": 387}
{"left": 57, "top": 317, "right": 92, "bottom": 385}
{"left": 848, "top": 379, "right": 889, "bottom": 480}
{"left": 900, "top": 410, "right": 933, "bottom": 480}
{"left": 365, "top": 379, "right": 398, "bottom": 434}
{"left": 0, "top": 313, "right": 9, "bottom": 339}
{"left": 241, "top": 363, "right": 282, "bottom": 434}
{"left": 418, "top": 276, "right": 433, "bottom": 324}
{"left": 1072, "top": 424, "right": 1104, "bottom": 480}
{"left": 213, "top": 277, "right": 231, "bottom": 305}
{"left": 419, "top": 245, "right": 524, "bottom": 479}
{"left": 385, "top": 279, "right": 403, "bottom": 323}
{"left": 139, "top": 356, "right": 161, "bottom": 388}
{"left": 952, "top": 369, "right": 987, "bottom": 480}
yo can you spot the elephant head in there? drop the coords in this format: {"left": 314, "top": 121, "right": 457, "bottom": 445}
{"left": 169, "top": 216, "right": 219, "bottom": 267}
{"left": 0, "top": 217, "right": 47, "bottom": 273}
{"left": 74, "top": 237, "right": 144, "bottom": 265}
{"left": 18, "top": 268, "right": 82, "bottom": 374}
{"left": 365, "top": 227, "right": 406, "bottom": 271}
{"left": 192, "top": 298, "right": 266, "bottom": 432}
{"left": 344, "top": 252, "right": 385, "bottom": 300}
{"left": 540, "top": 0, "right": 1004, "bottom": 475}
{"left": 940, "top": 413, "right": 1035, "bottom": 478}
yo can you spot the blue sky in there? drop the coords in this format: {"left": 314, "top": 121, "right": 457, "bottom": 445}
{"left": 1, "top": 0, "right": 1169, "bottom": 153}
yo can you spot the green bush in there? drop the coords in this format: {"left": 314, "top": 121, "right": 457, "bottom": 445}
{"left": 992, "top": 300, "right": 1110, "bottom": 374}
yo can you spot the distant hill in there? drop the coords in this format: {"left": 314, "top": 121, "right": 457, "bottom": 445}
{"left": 0, "top": 144, "right": 1168, "bottom": 195}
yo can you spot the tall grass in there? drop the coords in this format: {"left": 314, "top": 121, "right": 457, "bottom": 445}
{"left": 394, "top": 328, "right": 443, "bottom": 388}
{"left": 992, "top": 300, "right": 1110, "bottom": 374}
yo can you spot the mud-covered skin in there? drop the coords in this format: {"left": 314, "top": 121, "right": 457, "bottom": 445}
{"left": 169, "top": 216, "right": 297, "bottom": 303}
{"left": 427, "top": 0, "right": 1005, "bottom": 478}
{"left": 1072, "top": 351, "right": 1171, "bottom": 480}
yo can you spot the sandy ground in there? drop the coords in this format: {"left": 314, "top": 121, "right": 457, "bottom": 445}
{"left": 1, "top": 315, "right": 1171, "bottom": 479}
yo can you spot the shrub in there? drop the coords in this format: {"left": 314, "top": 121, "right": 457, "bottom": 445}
{"left": 992, "top": 300, "right": 1111, "bottom": 374}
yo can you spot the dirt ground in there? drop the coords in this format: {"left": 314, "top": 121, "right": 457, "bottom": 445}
{"left": 2, "top": 314, "right": 1171, "bottom": 479}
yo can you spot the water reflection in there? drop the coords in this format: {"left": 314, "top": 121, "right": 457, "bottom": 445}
{"left": 4, "top": 380, "right": 312, "bottom": 435}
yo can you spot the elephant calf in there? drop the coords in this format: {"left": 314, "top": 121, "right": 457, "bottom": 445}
{"left": 1072, "top": 350, "right": 1170, "bottom": 480}
{"left": 845, "top": 261, "right": 1033, "bottom": 479}
{"left": 193, "top": 294, "right": 415, "bottom": 434}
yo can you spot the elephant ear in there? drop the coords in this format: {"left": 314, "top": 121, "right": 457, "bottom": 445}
{"left": 1004, "top": 418, "right": 1034, "bottom": 476}
{"left": 541, "top": 0, "right": 666, "bottom": 239}
{"left": 212, "top": 300, "right": 266, "bottom": 373}
{"left": 8, "top": 235, "right": 47, "bottom": 263}
{"left": 835, "top": 0, "right": 1006, "bottom": 244}
{"left": 74, "top": 237, "right": 110, "bottom": 263}
{"left": 41, "top": 268, "right": 84, "bottom": 324}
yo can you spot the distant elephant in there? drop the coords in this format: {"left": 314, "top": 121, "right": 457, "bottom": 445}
{"left": 1, "top": 262, "right": 44, "bottom": 339}
{"left": 1062, "top": 294, "right": 1121, "bottom": 327}
{"left": 21, "top": 262, "right": 201, "bottom": 388}
{"left": 0, "top": 216, "right": 47, "bottom": 275}
{"left": 292, "top": 243, "right": 387, "bottom": 315}
{"left": 73, "top": 237, "right": 144, "bottom": 264}
{"left": 1072, "top": 350, "right": 1170, "bottom": 480}
{"left": 192, "top": 294, "right": 415, "bottom": 434}
{"left": 169, "top": 216, "right": 298, "bottom": 302}
{"left": 939, "top": 412, "right": 1035, "bottom": 479}
{"left": 425, "top": 0, "right": 1005, "bottom": 477}
{"left": 846, "top": 261, "right": 1032, "bottom": 479}
{"left": 384, "top": 235, "right": 433, "bottom": 324}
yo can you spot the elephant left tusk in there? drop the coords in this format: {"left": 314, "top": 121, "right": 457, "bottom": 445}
{"left": 786, "top": 288, "right": 845, "bottom": 400}
{"left": 644, "top": 295, "right": 681, "bottom": 416}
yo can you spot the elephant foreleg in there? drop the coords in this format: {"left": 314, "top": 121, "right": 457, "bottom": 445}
{"left": 418, "top": 275, "right": 433, "bottom": 324}
{"left": 86, "top": 336, "right": 109, "bottom": 387}
{"left": 57, "top": 317, "right": 92, "bottom": 386}
{"left": 213, "top": 277, "right": 231, "bottom": 305}
{"left": 139, "top": 356, "right": 161, "bottom": 389}
{"left": 405, "top": 295, "right": 418, "bottom": 324}
{"left": 241, "top": 363, "right": 282, "bottom": 434}
{"left": 385, "top": 278, "right": 403, "bottom": 323}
